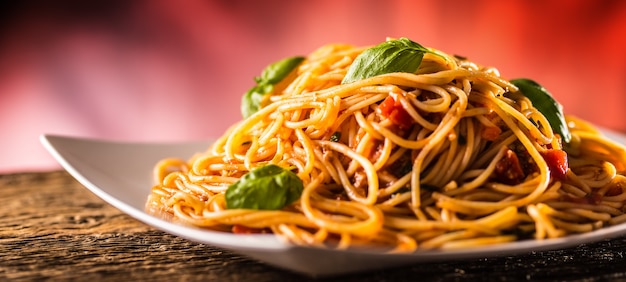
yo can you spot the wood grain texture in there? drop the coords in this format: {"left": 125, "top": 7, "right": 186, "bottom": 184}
{"left": 2, "top": 171, "right": 626, "bottom": 281}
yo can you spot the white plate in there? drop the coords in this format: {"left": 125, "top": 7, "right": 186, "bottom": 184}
{"left": 40, "top": 131, "right": 626, "bottom": 276}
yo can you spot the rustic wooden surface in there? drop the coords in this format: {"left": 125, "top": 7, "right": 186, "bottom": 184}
{"left": 2, "top": 171, "right": 626, "bottom": 281}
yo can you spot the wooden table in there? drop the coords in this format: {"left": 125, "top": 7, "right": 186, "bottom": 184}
{"left": 2, "top": 171, "right": 626, "bottom": 281}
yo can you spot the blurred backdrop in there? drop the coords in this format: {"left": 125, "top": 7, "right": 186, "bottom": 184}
{"left": 1, "top": 0, "right": 625, "bottom": 172}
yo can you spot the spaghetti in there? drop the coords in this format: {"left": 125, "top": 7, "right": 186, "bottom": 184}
{"left": 146, "top": 38, "right": 626, "bottom": 252}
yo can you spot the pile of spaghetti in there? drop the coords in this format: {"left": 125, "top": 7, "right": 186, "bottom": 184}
{"left": 146, "top": 38, "right": 626, "bottom": 251}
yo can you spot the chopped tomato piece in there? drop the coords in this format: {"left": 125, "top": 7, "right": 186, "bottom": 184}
{"left": 604, "top": 182, "right": 623, "bottom": 197}
{"left": 540, "top": 149, "right": 568, "bottom": 180}
{"left": 494, "top": 149, "right": 526, "bottom": 185}
{"left": 379, "top": 96, "right": 414, "bottom": 130}
{"left": 231, "top": 225, "right": 269, "bottom": 234}
{"left": 481, "top": 126, "right": 502, "bottom": 141}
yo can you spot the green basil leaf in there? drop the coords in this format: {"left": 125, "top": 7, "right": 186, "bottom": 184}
{"left": 225, "top": 164, "right": 304, "bottom": 210}
{"left": 241, "top": 56, "right": 304, "bottom": 119}
{"left": 241, "top": 84, "right": 274, "bottom": 120}
{"left": 510, "top": 78, "right": 572, "bottom": 144}
{"left": 342, "top": 38, "right": 430, "bottom": 84}
{"left": 260, "top": 56, "right": 305, "bottom": 85}
{"left": 330, "top": 131, "right": 341, "bottom": 142}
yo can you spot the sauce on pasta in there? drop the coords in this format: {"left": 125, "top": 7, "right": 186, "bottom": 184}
{"left": 146, "top": 38, "right": 626, "bottom": 251}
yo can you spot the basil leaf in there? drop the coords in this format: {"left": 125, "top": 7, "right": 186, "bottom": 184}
{"left": 241, "top": 84, "right": 274, "bottom": 120}
{"left": 342, "top": 38, "right": 431, "bottom": 84}
{"left": 241, "top": 56, "right": 305, "bottom": 118}
{"left": 260, "top": 56, "right": 305, "bottom": 85}
{"left": 510, "top": 78, "right": 572, "bottom": 144}
{"left": 330, "top": 131, "right": 341, "bottom": 142}
{"left": 225, "top": 164, "right": 304, "bottom": 210}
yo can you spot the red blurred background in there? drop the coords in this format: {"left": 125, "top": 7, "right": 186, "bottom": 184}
{"left": 1, "top": 0, "right": 625, "bottom": 172}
